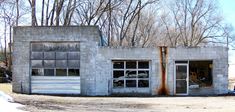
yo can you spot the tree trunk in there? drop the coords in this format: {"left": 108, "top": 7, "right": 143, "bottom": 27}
{"left": 16, "top": 0, "right": 19, "bottom": 26}
{"left": 4, "top": 20, "right": 7, "bottom": 67}
{"left": 41, "top": 0, "right": 45, "bottom": 26}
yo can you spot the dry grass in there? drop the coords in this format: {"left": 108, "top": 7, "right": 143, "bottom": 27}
{"left": 0, "top": 83, "right": 12, "bottom": 94}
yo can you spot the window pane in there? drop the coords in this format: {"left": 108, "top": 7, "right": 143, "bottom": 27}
{"left": 68, "top": 69, "right": 80, "bottom": 76}
{"left": 113, "top": 62, "right": 124, "bottom": 69}
{"left": 31, "top": 60, "right": 43, "bottom": 68}
{"left": 31, "top": 43, "right": 44, "bottom": 51}
{"left": 126, "top": 70, "right": 137, "bottom": 78}
{"left": 126, "top": 61, "right": 136, "bottom": 69}
{"left": 138, "top": 80, "right": 149, "bottom": 87}
{"left": 44, "top": 43, "right": 56, "bottom": 51}
{"left": 138, "top": 71, "right": 149, "bottom": 78}
{"left": 138, "top": 61, "right": 149, "bottom": 69}
{"left": 44, "top": 60, "right": 55, "bottom": 68}
{"left": 44, "top": 69, "right": 54, "bottom": 76}
{"left": 44, "top": 52, "right": 55, "bottom": 59}
{"left": 56, "top": 69, "right": 67, "bottom": 76}
{"left": 56, "top": 52, "right": 67, "bottom": 60}
{"left": 31, "top": 52, "right": 43, "bottom": 59}
{"left": 68, "top": 52, "right": 80, "bottom": 60}
{"left": 113, "top": 71, "right": 124, "bottom": 78}
{"left": 31, "top": 69, "right": 43, "bottom": 76}
{"left": 113, "top": 80, "right": 124, "bottom": 88}
{"left": 55, "top": 43, "right": 68, "bottom": 51}
{"left": 126, "top": 80, "right": 136, "bottom": 87}
{"left": 68, "top": 43, "right": 80, "bottom": 51}
{"left": 56, "top": 60, "right": 67, "bottom": 67}
{"left": 68, "top": 60, "right": 80, "bottom": 68}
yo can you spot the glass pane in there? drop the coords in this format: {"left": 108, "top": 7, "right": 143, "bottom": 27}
{"left": 126, "top": 70, "right": 137, "bottom": 78}
{"left": 31, "top": 69, "right": 43, "bottom": 76}
{"left": 176, "top": 80, "right": 187, "bottom": 94}
{"left": 44, "top": 60, "right": 55, "bottom": 68}
{"left": 113, "top": 71, "right": 124, "bottom": 78}
{"left": 126, "top": 61, "right": 136, "bottom": 69}
{"left": 56, "top": 60, "right": 67, "bottom": 67}
{"left": 113, "top": 62, "right": 124, "bottom": 69}
{"left": 68, "top": 69, "right": 80, "bottom": 76}
{"left": 68, "top": 43, "right": 80, "bottom": 51}
{"left": 55, "top": 43, "right": 68, "bottom": 51}
{"left": 68, "top": 52, "right": 80, "bottom": 60}
{"left": 113, "top": 80, "right": 124, "bottom": 88}
{"left": 31, "top": 52, "right": 43, "bottom": 59}
{"left": 56, "top": 52, "right": 67, "bottom": 60}
{"left": 44, "top": 52, "right": 55, "bottom": 59}
{"left": 31, "top": 60, "right": 43, "bottom": 68}
{"left": 138, "top": 71, "right": 149, "bottom": 78}
{"left": 126, "top": 80, "right": 136, "bottom": 87}
{"left": 176, "top": 65, "right": 187, "bottom": 79}
{"left": 31, "top": 43, "right": 44, "bottom": 51}
{"left": 138, "top": 80, "right": 149, "bottom": 87}
{"left": 56, "top": 69, "right": 67, "bottom": 76}
{"left": 68, "top": 60, "right": 80, "bottom": 68}
{"left": 44, "top": 69, "right": 54, "bottom": 76}
{"left": 44, "top": 43, "right": 56, "bottom": 51}
{"left": 138, "top": 61, "right": 149, "bottom": 69}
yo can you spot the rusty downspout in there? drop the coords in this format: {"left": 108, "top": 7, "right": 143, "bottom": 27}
{"left": 157, "top": 46, "right": 169, "bottom": 95}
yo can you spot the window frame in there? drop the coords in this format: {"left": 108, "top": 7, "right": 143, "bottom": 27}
{"left": 30, "top": 42, "right": 80, "bottom": 77}
{"left": 112, "top": 60, "right": 150, "bottom": 88}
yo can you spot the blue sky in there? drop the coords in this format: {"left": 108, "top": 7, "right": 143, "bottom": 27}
{"left": 219, "top": 0, "right": 235, "bottom": 27}
{"left": 219, "top": 0, "right": 235, "bottom": 77}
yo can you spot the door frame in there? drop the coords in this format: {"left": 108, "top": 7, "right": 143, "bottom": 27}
{"left": 174, "top": 63, "right": 189, "bottom": 95}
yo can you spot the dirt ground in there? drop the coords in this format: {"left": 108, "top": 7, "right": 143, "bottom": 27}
{"left": 1, "top": 83, "right": 235, "bottom": 112}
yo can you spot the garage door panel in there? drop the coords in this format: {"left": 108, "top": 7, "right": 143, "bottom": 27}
{"left": 31, "top": 76, "right": 80, "bottom": 94}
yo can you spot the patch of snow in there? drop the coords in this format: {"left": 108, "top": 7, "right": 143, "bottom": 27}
{"left": 0, "top": 91, "right": 13, "bottom": 102}
{"left": 0, "top": 91, "right": 28, "bottom": 112}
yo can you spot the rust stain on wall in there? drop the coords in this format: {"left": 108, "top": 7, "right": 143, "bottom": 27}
{"left": 157, "top": 46, "right": 169, "bottom": 95}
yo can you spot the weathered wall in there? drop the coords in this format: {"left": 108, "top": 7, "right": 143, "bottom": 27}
{"left": 13, "top": 26, "right": 228, "bottom": 96}
{"left": 96, "top": 47, "right": 161, "bottom": 95}
{"left": 167, "top": 47, "right": 228, "bottom": 95}
{"left": 13, "top": 26, "right": 100, "bottom": 95}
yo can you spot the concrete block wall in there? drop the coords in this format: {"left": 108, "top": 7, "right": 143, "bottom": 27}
{"left": 13, "top": 26, "right": 228, "bottom": 96}
{"left": 167, "top": 47, "right": 228, "bottom": 95}
{"left": 96, "top": 47, "right": 161, "bottom": 95}
{"left": 13, "top": 26, "right": 100, "bottom": 95}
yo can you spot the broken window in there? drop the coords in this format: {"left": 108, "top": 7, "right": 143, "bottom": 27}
{"left": 31, "top": 42, "right": 80, "bottom": 76}
{"left": 189, "top": 61, "right": 213, "bottom": 87}
{"left": 112, "top": 60, "right": 150, "bottom": 88}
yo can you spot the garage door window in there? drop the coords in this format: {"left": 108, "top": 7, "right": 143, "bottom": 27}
{"left": 31, "top": 42, "right": 80, "bottom": 76}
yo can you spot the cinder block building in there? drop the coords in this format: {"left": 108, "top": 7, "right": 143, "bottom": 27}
{"left": 12, "top": 26, "right": 228, "bottom": 96}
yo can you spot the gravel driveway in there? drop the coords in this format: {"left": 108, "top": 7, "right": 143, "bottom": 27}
{"left": 10, "top": 94, "right": 235, "bottom": 112}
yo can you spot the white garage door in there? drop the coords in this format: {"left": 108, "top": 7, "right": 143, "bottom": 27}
{"left": 30, "top": 42, "right": 81, "bottom": 94}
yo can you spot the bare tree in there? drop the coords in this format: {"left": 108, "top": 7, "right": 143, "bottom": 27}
{"left": 28, "top": 0, "right": 37, "bottom": 26}
{"left": 161, "top": 0, "right": 232, "bottom": 47}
